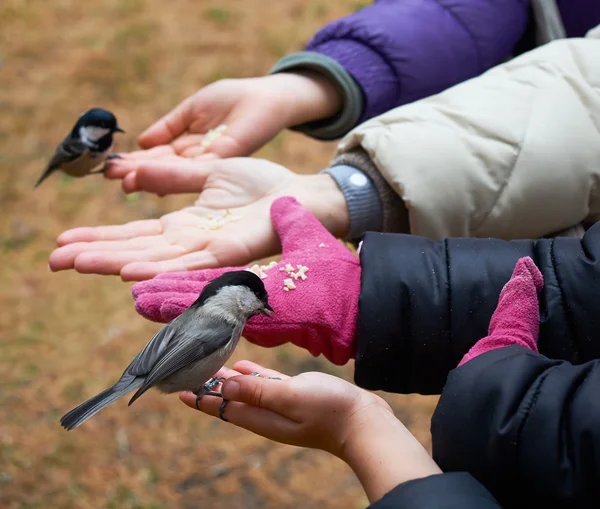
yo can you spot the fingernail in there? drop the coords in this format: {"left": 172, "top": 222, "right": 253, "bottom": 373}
{"left": 222, "top": 380, "right": 240, "bottom": 400}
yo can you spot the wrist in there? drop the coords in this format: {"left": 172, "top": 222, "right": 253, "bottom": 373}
{"left": 265, "top": 72, "right": 342, "bottom": 127}
{"left": 322, "top": 166, "right": 383, "bottom": 242}
{"left": 288, "top": 174, "right": 350, "bottom": 239}
{"left": 341, "top": 404, "right": 442, "bottom": 503}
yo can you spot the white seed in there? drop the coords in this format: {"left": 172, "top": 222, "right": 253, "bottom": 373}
{"left": 283, "top": 278, "right": 296, "bottom": 290}
{"left": 198, "top": 208, "right": 241, "bottom": 230}
{"left": 201, "top": 125, "right": 228, "bottom": 148}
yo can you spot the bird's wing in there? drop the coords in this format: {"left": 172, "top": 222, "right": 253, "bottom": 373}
{"left": 34, "top": 137, "right": 88, "bottom": 188}
{"left": 127, "top": 317, "right": 235, "bottom": 405}
{"left": 112, "top": 322, "right": 178, "bottom": 391}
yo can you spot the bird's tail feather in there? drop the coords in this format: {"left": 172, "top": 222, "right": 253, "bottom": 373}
{"left": 60, "top": 379, "right": 143, "bottom": 430}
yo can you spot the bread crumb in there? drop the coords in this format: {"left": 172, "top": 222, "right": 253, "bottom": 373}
{"left": 198, "top": 208, "right": 241, "bottom": 231}
{"left": 201, "top": 124, "right": 227, "bottom": 149}
{"left": 245, "top": 264, "right": 267, "bottom": 279}
{"left": 245, "top": 260, "right": 279, "bottom": 279}
{"left": 292, "top": 265, "right": 309, "bottom": 280}
{"left": 283, "top": 278, "right": 296, "bottom": 290}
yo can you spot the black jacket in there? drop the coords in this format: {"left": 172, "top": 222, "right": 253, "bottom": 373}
{"left": 368, "top": 472, "right": 501, "bottom": 509}
{"left": 431, "top": 345, "right": 600, "bottom": 508}
{"left": 355, "top": 222, "right": 600, "bottom": 394}
{"left": 367, "top": 346, "right": 600, "bottom": 509}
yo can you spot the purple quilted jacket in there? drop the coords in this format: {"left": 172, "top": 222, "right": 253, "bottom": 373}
{"left": 271, "top": 0, "right": 600, "bottom": 139}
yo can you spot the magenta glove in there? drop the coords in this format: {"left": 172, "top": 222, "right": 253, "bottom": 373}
{"left": 132, "top": 196, "right": 361, "bottom": 365}
{"left": 458, "top": 257, "right": 543, "bottom": 367}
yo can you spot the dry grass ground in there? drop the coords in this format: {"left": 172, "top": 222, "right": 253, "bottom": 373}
{"left": 0, "top": 1, "right": 438, "bottom": 507}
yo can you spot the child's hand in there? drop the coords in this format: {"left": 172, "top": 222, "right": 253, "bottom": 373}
{"left": 181, "top": 360, "right": 388, "bottom": 459}
{"left": 132, "top": 72, "right": 342, "bottom": 160}
{"left": 49, "top": 168, "right": 349, "bottom": 283}
{"left": 181, "top": 360, "right": 442, "bottom": 503}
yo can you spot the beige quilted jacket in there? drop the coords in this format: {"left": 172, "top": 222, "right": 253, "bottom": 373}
{"left": 333, "top": 24, "right": 600, "bottom": 240}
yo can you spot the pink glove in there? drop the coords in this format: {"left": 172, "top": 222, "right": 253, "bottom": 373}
{"left": 132, "top": 196, "right": 361, "bottom": 365}
{"left": 458, "top": 257, "right": 543, "bottom": 367}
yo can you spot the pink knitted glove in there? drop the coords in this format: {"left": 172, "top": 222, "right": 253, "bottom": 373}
{"left": 458, "top": 257, "right": 543, "bottom": 367}
{"left": 132, "top": 196, "right": 361, "bottom": 365}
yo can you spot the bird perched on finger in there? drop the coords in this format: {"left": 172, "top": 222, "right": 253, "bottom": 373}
{"left": 60, "top": 270, "right": 274, "bottom": 430}
{"left": 35, "top": 108, "right": 124, "bottom": 188}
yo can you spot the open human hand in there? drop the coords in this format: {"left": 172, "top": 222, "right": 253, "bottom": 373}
{"left": 48, "top": 159, "right": 349, "bottom": 281}
{"left": 184, "top": 359, "right": 393, "bottom": 459}
{"left": 121, "top": 72, "right": 341, "bottom": 163}
{"left": 185, "top": 360, "right": 442, "bottom": 504}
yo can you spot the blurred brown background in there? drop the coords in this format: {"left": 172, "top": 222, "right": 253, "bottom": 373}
{"left": 0, "top": 1, "right": 438, "bottom": 507}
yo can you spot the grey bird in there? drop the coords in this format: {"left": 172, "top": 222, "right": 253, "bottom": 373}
{"left": 35, "top": 108, "right": 124, "bottom": 188}
{"left": 59, "top": 270, "right": 273, "bottom": 430}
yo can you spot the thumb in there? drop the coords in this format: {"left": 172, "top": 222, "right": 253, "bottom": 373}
{"left": 221, "top": 375, "right": 294, "bottom": 414}
{"left": 488, "top": 256, "right": 543, "bottom": 342}
{"left": 458, "top": 257, "right": 543, "bottom": 366}
{"left": 138, "top": 97, "right": 193, "bottom": 148}
{"left": 270, "top": 197, "right": 338, "bottom": 254}
{"left": 134, "top": 292, "right": 192, "bottom": 323}
{"left": 160, "top": 296, "right": 196, "bottom": 322}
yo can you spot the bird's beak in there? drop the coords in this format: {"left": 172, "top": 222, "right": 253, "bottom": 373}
{"left": 114, "top": 126, "right": 125, "bottom": 133}
{"left": 261, "top": 304, "right": 274, "bottom": 317}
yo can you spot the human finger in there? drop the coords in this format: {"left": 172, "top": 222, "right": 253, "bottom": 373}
{"left": 138, "top": 97, "right": 194, "bottom": 148}
{"left": 115, "top": 145, "right": 179, "bottom": 161}
{"left": 220, "top": 375, "right": 298, "bottom": 417}
{"left": 56, "top": 220, "right": 163, "bottom": 246}
{"left": 180, "top": 392, "right": 299, "bottom": 439}
{"left": 49, "top": 236, "right": 169, "bottom": 271}
{"left": 119, "top": 250, "right": 224, "bottom": 281}
{"left": 72, "top": 245, "right": 187, "bottom": 275}
{"left": 231, "top": 360, "right": 290, "bottom": 380}
{"left": 126, "top": 162, "right": 212, "bottom": 194}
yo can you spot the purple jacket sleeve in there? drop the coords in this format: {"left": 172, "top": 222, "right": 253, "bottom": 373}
{"left": 307, "top": 0, "right": 529, "bottom": 123}
{"left": 558, "top": 0, "right": 600, "bottom": 37}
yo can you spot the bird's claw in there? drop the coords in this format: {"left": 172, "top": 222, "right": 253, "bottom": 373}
{"left": 219, "top": 400, "right": 229, "bottom": 422}
{"left": 90, "top": 164, "right": 109, "bottom": 175}
{"left": 204, "top": 377, "right": 225, "bottom": 391}
{"left": 195, "top": 377, "right": 226, "bottom": 410}
{"left": 93, "top": 154, "right": 121, "bottom": 175}
{"left": 196, "top": 374, "right": 280, "bottom": 419}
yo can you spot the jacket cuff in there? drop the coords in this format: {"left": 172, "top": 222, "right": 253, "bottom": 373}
{"left": 321, "top": 165, "right": 382, "bottom": 242}
{"left": 269, "top": 52, "right": 363, "bottom": 140}
{"left": 369, "top": 473, "right": 501, "bottom": 508}
{"left": 307, "top": 37, "right": 399, "bottom": 124}
{"left": 331, "top": 149, "right": 410, "bottom": 234}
